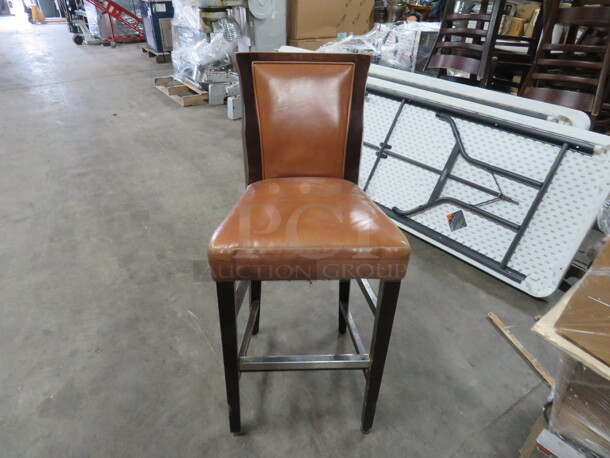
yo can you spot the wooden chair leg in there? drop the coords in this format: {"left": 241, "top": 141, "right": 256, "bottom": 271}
{"left": 361, "top": 280, "right": 401, "bottom": 433}
{"left": 251, "top": 280, "right": 261, "bottom": 335}
{"left": 338, "top": 279, "right": 350, "bottom": 334}
{"left": 216, "top": 281, "right": 241, "bottom": 433}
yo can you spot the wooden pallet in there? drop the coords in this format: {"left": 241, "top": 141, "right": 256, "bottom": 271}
{"left": 142, "top": 45, "right": 171, "bottom": 63}
{"left": 154, "top": 76, "right": 209, "bottom": 107}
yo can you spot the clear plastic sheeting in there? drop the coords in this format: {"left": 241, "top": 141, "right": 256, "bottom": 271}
{"left": 84, "top": 1, "right": 101, "bottom": 37}
{"left": 549, "top": 357, "right": 610, "bottom": 457}
{"left": 317, "top": 21, "right": 440, "bottom": 73}
{"left": 171, "top": 0, "right": 200, "bottom": 32}
{"left": 171, "top": 0, "right": 240, "bottom": 86}
{"left": 108, "top": 0, "right": 142, "bottom": 37}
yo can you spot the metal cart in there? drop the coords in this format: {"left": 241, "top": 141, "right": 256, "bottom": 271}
{"left": 62, "top": 0, "right": 144, "bottom": 46}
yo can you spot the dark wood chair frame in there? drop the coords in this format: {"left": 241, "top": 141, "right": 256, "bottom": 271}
{"left": 216, "top": 278, "right": 402, "bottom": 434}
{"left": 489, "top": 2, "right": 545, "bottom": 92}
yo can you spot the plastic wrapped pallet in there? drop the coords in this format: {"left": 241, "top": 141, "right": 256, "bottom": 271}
{"left": 84, "top": 1, "right": 101, "bottom": 37}
{"left": 554, "top": 238, "right": 610, "bottom": 368}
{"left": 544, "top": 239, "right": 610, "bottom": 456}
{"left": 170, "top": 0, "right": 239, "bottom": 87}
{"left": 317, "top": 21, "right": 439, "bottom": 73}
{"left": 549, "top": 357, "right": 610, "bottom": 457}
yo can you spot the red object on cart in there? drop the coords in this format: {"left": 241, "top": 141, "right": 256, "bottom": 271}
{"left": 83, "top": 0, "right": 145, "bottom": 43}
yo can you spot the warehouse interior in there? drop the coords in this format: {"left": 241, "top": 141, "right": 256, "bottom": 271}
{"left": 1, "top": 0, "right": 609, "bottom": 456}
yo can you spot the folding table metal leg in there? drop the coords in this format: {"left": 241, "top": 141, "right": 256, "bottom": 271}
{"left": 338, "top": 280, "right": 350, "bottom": 334}
{"left": 216, "top": 281, "right": 241, "bottom": 433}
{"left": 361, "top": 280, "right": 401, "bottom": 433}
{"left": 251, "top": 280, "right": 261, "bottom": 335}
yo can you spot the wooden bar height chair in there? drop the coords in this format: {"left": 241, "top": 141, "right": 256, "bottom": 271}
{"left": 489, "top": 4, "right": 545, "bottom": 93}
{"left": 424, "top": 0, "right": 506, "bottom": 86}
{"left": 519, "top": 0, "right": 610, "bottom": 130}
{"left": 207, "top": 52, "right": 411, "bottom": 434}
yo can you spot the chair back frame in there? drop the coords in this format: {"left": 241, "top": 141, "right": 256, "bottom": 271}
{"left": 236, "top": 52, "right": 371, "bottom": 186}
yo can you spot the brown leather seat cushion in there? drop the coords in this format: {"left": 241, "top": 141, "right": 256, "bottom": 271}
{"left": 208, "top": 178, "right": 410, "bottom": 281}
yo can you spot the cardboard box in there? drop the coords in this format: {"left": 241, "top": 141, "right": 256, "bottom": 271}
{"left": 288, "top": 37, "right": 337, "bottom": 51}
{"left": 288, "top": 0, "right": 374, "bottom": 40}
{"left": 555, "top": 239, "right": 610, "bottom": 367}
{"left": 515, "top": 1, "right": 540, "bottom": 20}
{"left": 507, "top": 17, "right": 526, "bottom": 37}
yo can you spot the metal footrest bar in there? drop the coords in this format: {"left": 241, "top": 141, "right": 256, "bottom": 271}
{"left": 357, "top": 279, "right": 377, "bottom": 314}
{"left": 339, "top": 300, "right": 369, "bottom": 380}
{"left": 234, "top": 281, "right": 249, "bottom": 316}
{"left": 239, "top": 300, "right": 260, "bottom": 358}
{"left": 239, "top": 354, "right": 370, "bottom": 372}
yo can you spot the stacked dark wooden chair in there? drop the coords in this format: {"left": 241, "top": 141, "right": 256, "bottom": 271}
{"left": 424, "top": 0, "right": 506, "bottom": 86}
{"left": 489, "top": 7, "right": 545, "bottom": 92}
{"left": 519, "top": 0, "right": 610, "bottom": 131}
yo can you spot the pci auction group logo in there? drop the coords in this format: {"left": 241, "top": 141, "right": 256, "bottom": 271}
{"left": 194, "top": 179, "right": 407, "bottom": 282}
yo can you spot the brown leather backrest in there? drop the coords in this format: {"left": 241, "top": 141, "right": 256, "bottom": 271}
{"left": 236, "top": 53, "right": 371, "bottom": 185}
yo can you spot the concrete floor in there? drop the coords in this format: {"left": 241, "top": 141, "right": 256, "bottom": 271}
{"left": 0, "top": 16, "right": 563, "bottom": 457}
